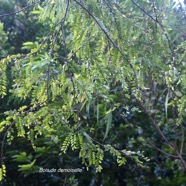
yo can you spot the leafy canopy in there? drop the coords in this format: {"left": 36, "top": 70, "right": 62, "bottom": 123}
{"left": 0, "top": 0, "right": 186, "bottom": 184}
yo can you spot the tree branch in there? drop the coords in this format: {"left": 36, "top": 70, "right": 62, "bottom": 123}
{"left": 73, "top": 0, "right": 127, "bottom": 60}
{"left": 136, "top": 98, "right": 186, "bottom": 169}
{"left": 0, "top": 1, "right": 41, "bottom": 17}
{"left": 149, "top": 143, "right": 179, "bottom": 158}
{"left": 130, "top": 0, "right": 159, "bottom": 23}
{"left": 1, "top": 122, "right": 15, "bottom": 165}
{"left": 73, "top": 0, "right": 139, "bottom": 88}
{"left": 131, "top": 0, "right": 176, "bottom": 66}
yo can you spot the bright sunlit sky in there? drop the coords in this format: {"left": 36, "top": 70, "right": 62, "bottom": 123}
{"left": 175, "top": 0, "right": 185, "bottom": 7}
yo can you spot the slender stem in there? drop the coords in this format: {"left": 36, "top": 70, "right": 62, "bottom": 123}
{"left": 180, "top": 124, "right": 185, "bottom": 155}
{"left": 0, "top": 1, "right": 41, "bottom": 17}
{"left": 150, "top": 144, "right": 178, "bottom": 158}
{"left": 136, "top": 98, "right": 186, "bottom": 169}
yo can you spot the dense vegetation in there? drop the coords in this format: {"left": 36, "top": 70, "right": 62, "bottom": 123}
{"left": 0, "top": 0, "right": 186, "bottom": 185}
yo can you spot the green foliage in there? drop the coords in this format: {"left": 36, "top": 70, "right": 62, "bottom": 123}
{"left": 0, "top": 164, "right": 6, "bottom": 182}
{"left": 0, "top": 22, "right": 8, "bottom": 58}
{"left": 0, "top": 0, "right": 186, "bottom": 185}
{"left": 0, "top": 22, "right": 8, "bottom": 97}
{"left": 18, "top": 159, "right": 36, "bottom": 171}
{"left": 0, "top": 59, "right": 7, "bottom": 97}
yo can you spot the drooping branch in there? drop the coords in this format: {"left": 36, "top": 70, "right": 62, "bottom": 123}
{"left": 73, "top": 0, "right": 127, "bottom": 61}
{"left": 63, "top": 0, "right": 70, "bottom": 24}
{"left": 130, "top": 0, "right": 159, "bottom": 23}
{"left": 136, "top": 97, "right": 186, "bottom": 169}
{"left": 130, "top": 0, "right": 176, "bottom": 66}
{"left": 73, "top": 0, "right": 139, "bottom": 88}
{"left": 149, "top": 143, "right": 179, "bottom": 159}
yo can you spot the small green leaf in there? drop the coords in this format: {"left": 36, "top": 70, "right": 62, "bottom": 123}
{"left": 18, "top": 159, "right": 36, "bottom": 171}
{"left": 13, "top": 152, "right": 27, "bottom": 163}
{"left": 103, "top": 111, "right": 112, "bottom": 141}
{"left": 175, "top": 90, "right": 182, "bottom": 97}
{"left": 0, "top": 168, "right": 2, "bottom": 181}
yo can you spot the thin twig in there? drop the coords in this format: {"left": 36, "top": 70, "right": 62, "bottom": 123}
{"left": 136, "top": 97, "right": 186, "bottom": 169}
{"left": 149, "top": 143, "right": 178, "bottom": 158}
{"left": 63, "top": 0, "right": 70, "bottom": 24}
{"left": 130, "top": 0, "right": 159, "bottom": 23}
{"left": 1, "top": 122, "right": 15, "bottom": 165}
{"left": 180, "top": 123, "right": 185, "bottom": 154}
{"left": 0, "top": 0, "right": 41, "bottom": 17}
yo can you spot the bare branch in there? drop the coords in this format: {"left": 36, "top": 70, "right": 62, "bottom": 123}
{"left": 63, "top": 0, "right": 70, "bottom": 24}
{"left": 130, "top": 0, "right": 159, "bottom": 23}
{"left": 149, "top": 143, "right": 179, "bottom": 158}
